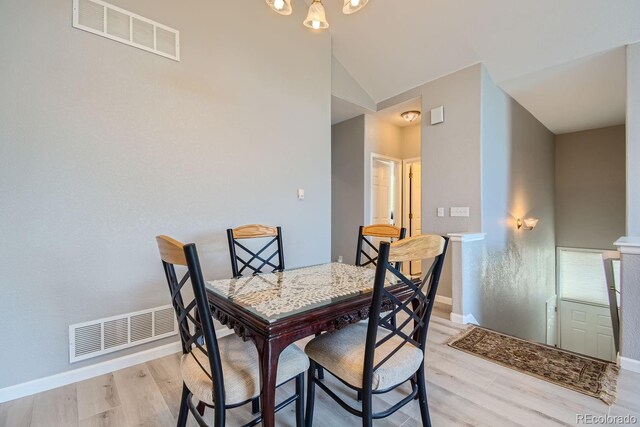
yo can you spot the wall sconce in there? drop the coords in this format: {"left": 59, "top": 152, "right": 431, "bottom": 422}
{"left": 517, "top": 218, "right": 539, "bottom": 230}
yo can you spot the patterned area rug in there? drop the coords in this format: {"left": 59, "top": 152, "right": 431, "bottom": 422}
{"left": 448, "top": 325, "right": 619, "bottom": 404}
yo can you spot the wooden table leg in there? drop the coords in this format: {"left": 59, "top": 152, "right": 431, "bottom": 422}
{"left": 255, "top": 338, "right": 281, "bottom": 427}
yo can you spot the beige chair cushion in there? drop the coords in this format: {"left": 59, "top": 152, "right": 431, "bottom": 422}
{"left": 181, "top": 334, "right": 309, "bottom": 406}
{"left": 304, "top": 323, "right": 423, "bottom": 390}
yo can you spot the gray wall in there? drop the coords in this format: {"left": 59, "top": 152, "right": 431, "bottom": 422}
{"left": 380, "top": 64, "right": 483, "bottom": 234}
{"left": 0, "top": 0, "right": 331, "bottom": 388}
{"left": 621, "top": 42, "right": 640, "bottom": 361}
{"left": 363, "top": 114, "right": 403, "bottom": 225}
{"left": 480, "top": 67, "right": 556, "bottom": 343}
{"left": 331, "top": 115, "right": 425, "bottom": 268}
{"left": 555, "top": 126, "right": 626, "bottom": 250}
{"left": 621, "top": 253, "right": 640, "bottom": 360}
{"left": 627, "top": 43, "right": 640, "bottom": 236}
{"left": 378, "top": 64, "right": 556, "bottom": 341}
{"left": 419, "top": 66, "right": 483, "bottom": 235}
{"left": 331, "top": 116, "right": 366, "bottom": 264}
{"left": 331, "top": 114, "right": 406, "bottom": 264}
{"left": 332, "top": 56, "right": 376, "bottom": 111}
{"left": 400, "top": 124, "right": 421, "bottom": 159}
{"left": 379, "top": 64, "right": 484, "bottom": 300}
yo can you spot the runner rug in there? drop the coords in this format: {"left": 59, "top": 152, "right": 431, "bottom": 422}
{"left": 447, "top": 325, "right": 619, "bottom": 404}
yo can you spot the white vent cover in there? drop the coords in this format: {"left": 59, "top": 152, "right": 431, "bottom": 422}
{"left": 72, "top": 0, "right": 180, "bottom": 61}
{"left": 69, "top": 305, "right": 178, "bottom": 363}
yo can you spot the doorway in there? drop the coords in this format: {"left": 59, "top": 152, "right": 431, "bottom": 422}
{"left": 370, "top": 154, "right": 402, "bottom": 227}
{"left": 556, "top": 247, "right": 619, "bottom": 361}
{"left": 403, "top": 157, "right": 422, "bottom": 276}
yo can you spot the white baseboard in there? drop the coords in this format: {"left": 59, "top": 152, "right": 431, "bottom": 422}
{"left": 620, "top": 356, "right": 640, "bottom": 373}
{"left": 450, "top": 312, "right": 478, "bottom": 325}
{"left": 435, "top": 295, "right": 452, "bottom": 306}
{"left": 0, "top": 328, "right": 234, "bottom": 404}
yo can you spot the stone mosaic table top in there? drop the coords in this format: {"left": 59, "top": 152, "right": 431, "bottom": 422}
{"left": 206, "top": 262, "right": 394, "bottom": 323}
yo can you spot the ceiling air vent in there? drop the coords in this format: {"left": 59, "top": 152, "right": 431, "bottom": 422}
{"left": 72, "top": 0, "right": 180, "bottom": 61}
{"left": 69, "top": 305, "right": 178, "bottom": 363}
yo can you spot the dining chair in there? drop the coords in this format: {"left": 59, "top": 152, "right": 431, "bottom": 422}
{"left": 227, "top": 224, "right": 285, "bottom": 278}
{"left": 355, "top": 224, "right": 406, "bottom": 333}
{"left": 304, "top": 234, "right": 449, "bottom": 427}
{"left": 227, "top": 223, "right": 324, "bottom": 381}
{"left": 156, "top": 235, "right": 308, "bottom": 427}
{"left": 602, "top": 250, "right": 621, "bottom": 355}
{"left": 355, "top": 224, "right": 406, "bottom": 270}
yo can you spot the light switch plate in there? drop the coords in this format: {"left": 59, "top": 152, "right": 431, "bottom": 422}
{"left": 450, "top": 207, "right": 469, "bottom": 217}
{"left": 297, "top": 189, "right": 305, "bottom": 200}
{"left": 437, "top": 208, "right": 444, "bottom": 217}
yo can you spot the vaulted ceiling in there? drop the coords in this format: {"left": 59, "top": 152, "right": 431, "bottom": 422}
{"left": 325, "top": 0, "right": 640, "bottom": 133}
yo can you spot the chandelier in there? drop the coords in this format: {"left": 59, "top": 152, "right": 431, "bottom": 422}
{"left": 265, "top": 0, "right": 369, "bottom": 30}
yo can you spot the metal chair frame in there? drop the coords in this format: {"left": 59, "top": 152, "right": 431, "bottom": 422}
{"left": 157, "top": 237, "right": 304, "bottom": 427}
{"left": 227, "top": 226, "right": 285, "bottom": 278}
{"left": 355, "top": 225, "right": 406, "bottom": 333}
{"left": 306, "top": 236, "right": 449, "bottom": 427}
{"left": 355, "top": 225, "right": 406, "bottom": 270}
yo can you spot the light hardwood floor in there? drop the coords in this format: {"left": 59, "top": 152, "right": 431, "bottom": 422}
{"left": 1, "top": 311, "right": 638, "bottom": 427}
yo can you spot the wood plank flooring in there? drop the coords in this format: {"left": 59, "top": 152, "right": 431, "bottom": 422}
{"left": 1, "top": 306, "right": 638, "bottom": 427}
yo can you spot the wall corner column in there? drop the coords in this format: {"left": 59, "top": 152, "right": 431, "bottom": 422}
{"left": 626, "top": 43, "right": 640, "bottom": 235}
{"left": 614, "top": 237, "right": 640, "bottom": 373}
{"left": 447, "top": 232, "right": 486, "bottom": 325}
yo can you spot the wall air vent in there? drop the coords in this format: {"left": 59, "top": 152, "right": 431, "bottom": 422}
{"left": 69, "top": 305, "right": 178, "bottom": 363}
{"left": 72, "top": 0, "right": 180, "bottom": 61}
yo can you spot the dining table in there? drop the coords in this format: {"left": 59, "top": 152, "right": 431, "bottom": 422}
{"left": 205, "top": 262, "right": 414, "bottom": 427}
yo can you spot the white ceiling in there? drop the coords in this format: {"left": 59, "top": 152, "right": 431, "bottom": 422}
{"left": 331, "top": 95, "right": 422, "bottom": 127}
{"left": 499, "top": 47, "right": 626, "bottom": 134}
{"left": 326, "top": 0, "right": 640, "bottom": 133}
{"left": 331, "top": 95, "right": 372, "bottom": 125}
{"left": 374, "top": 97, "right": 422, "bottom": 127}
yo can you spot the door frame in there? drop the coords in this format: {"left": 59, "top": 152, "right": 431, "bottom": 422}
{"left": 370, "top": 153, "right": 403, "bottom": 226}
{"left": 402, "top": 157, "right": 421, "bottom": 276}
{"left": 402, "top": 157, "right": 421, "bottom": 235}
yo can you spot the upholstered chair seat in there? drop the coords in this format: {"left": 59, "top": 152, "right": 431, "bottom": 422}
{"left": 303, "top": 234, "right": 449, "bottom": 427}
{"left": 155, "top": 235, "right": 306, "bottom": 426}
{"left": 182, "top": 336, "right": 309, "bottom": 406}
{"left": 304, "top": 323, "right": 422, "bottom": 391}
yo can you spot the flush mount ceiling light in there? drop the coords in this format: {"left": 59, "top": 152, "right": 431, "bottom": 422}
{"left": 268, "top": 0, "right": 369, "bottom": 31}
{"left": 266, "top": 0, "right": 292, "bottom": 15}
{"left": 401, "top": 110, "right": 421, "bottom": 123}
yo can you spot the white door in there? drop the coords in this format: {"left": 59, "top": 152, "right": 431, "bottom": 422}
{"left": 370, "top": 156, "right": 401, "bottom": 256}
{"left": 403, "top": 159, "right": 421, "bottom": 275}
{"left": 557, "top": 248, "right": 617, "bottom": 361}
{"left": 560, "top": 300, "right": 615, "bottom": 361}
{"left": 372, "top": 159, "right": 393, "bottom": 225}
